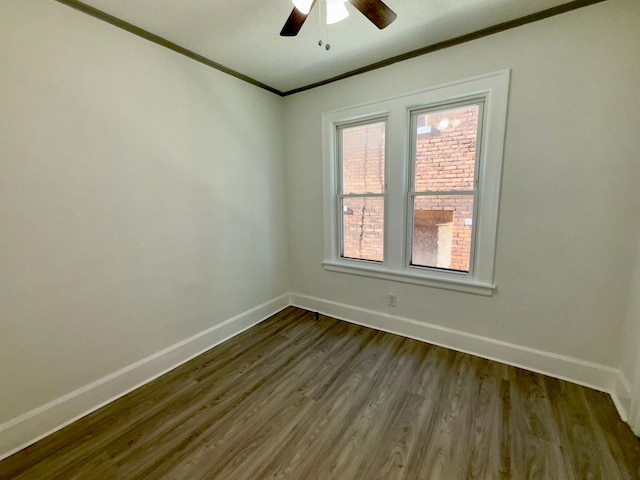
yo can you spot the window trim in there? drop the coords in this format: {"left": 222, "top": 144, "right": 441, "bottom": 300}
{"left": 321, "top": 70, "right": 510, "bottom": 296}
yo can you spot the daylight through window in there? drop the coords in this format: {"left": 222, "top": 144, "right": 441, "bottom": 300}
{"left": 322, "top": 71, "right": 510, "bottom": 295}
{"left": 339, "top": 120, "right": 386, "bottom": 262}
{"left": 410, "top": 102, "right": 482, "bottom": 273}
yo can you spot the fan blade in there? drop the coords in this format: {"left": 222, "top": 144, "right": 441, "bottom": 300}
{"left": 280, "top": 1, "right": 317, "bottom": 36}
{"left": 348, "top": 0, "right": 397, "bottom": 29}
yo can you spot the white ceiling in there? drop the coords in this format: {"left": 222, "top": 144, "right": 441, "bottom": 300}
{"left": 76, "top": 0, "right": 580, "bottom": 93}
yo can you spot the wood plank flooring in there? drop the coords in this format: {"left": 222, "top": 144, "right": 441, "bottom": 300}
{"left": 1, "top": 306, "right": 639, "bottom": 479}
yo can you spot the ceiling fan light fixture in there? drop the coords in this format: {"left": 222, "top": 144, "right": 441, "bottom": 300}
{"left": 280, "top": 0, "right": 396, "bottom": 37}
{"left": 292, "top": 0, "right": 313, "bottom": 15}
{"left": 326, "top": 0, "right": 349, "bottom": 24}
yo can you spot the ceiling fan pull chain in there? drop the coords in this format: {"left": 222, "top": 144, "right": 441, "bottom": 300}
{"left": 318, "top": 0, "right": 323, "bottom": 45}
{"left": 325, "top": 2, "right": 331, "bottom": 51}
{"left": 317, "top": 0, "right": 330, "bottom": 51}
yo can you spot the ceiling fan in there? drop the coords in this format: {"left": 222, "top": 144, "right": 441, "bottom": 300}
{"left": 280, "top": 0, "right": 397, "bottom": 37}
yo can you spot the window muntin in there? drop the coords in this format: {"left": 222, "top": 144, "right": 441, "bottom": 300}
{"left": 337, "top": 120, "right": 386, "bottom": 262}
{"left": 409, "top": 101, "right": 483, "bottom": 273}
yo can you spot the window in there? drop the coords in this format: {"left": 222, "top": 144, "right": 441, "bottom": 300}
{"left": 322, "top": 71, "right": 510, "bottom": 295}
{"left": 338, "top": 119, "right": 386, "bottom": 262}
{"left": 409, "top": 101, "right": 482, "bottom": 273}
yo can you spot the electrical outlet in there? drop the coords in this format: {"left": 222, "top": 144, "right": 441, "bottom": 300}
{"left": 387, "top": 294, "right": 397, "bottom": 307}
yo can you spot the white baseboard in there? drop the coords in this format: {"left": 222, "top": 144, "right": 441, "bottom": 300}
{"left": 611, "top": 371, "right": 632, "bottom": 423}
{"left": 615, "top": 370, "right": 640, "bottom": 437}
{"left": 290, "top": 293, "right": 618, "bottom": 394}
{"left": 1, "top": 291, "right": 634, "bottom": 462}
{"left": 293, "top": 293, "right": 640, "bottom": 436}
{"left": 0, "top": 294, "right": 290, "bottom": 462}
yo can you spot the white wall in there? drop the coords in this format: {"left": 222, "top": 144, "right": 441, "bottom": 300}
{"left": 0, "top": 0, "right": 288, "bottom": 444}
{"left": 284, "top": 0, "right": 640, "bottom": 381}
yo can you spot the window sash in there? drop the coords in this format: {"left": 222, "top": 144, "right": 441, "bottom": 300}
{"left": 407, "top": 190, "right": 478, "bottom": 275}
{"left": 409, "top": 99, "right": 485, "bottom": 194}
{"left": 406, "top": 98, "right": 485, "bottom": 276}
{"left": 338, "top": 194, "right": 385, "bottom": 262}
{"left": 336, "top": 117, "right": 388, "bottom": 263}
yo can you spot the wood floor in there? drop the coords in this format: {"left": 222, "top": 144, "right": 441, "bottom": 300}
{"left": 2, "top": 307, "right": 639, "bottom": 479}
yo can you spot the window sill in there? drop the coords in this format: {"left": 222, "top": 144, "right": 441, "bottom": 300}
{"left": 322, "top": 261, "right": 495, "bottom": 296}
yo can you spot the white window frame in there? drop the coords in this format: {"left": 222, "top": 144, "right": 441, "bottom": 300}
{"left": 321, "top": 70, "right": 510, "bottom": 296}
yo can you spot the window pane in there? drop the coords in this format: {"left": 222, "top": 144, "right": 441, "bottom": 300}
{"left": 341, "top": 122, "right": 385, "bottom": 194}
{"left": 342, "top": 197, "right": 384, "bottom": 262}
{"left": 414, "top": 105, "right": 479, "bottom": 192}
{"left": 412, "top": 195, "right": 474, "bottom": 272}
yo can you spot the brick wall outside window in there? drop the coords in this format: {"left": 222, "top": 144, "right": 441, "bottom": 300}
{"left": 413, "top": 106, "right": 478, "bottom": 271}
{"left": 341, "top": 122, "right": 385, "bottom": 262}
